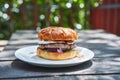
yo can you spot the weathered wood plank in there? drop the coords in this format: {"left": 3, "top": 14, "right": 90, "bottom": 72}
{"left": 0, "top": 40, "right": 8, "bottom": 51}
{"left": 2, "top": 75, "right": 120, "bottom": 80}
{"left": 10, "top": 30, "right": 38, "bottom": 40}
{"left": 0, "top": 40, "right": 8, "bottom": 46}
{"left": 0, "top": 57, "right": 120, "bottom": 79}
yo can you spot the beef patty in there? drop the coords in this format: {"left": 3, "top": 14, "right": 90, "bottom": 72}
{"left": 39, "top": 43, "right": 76, "bottom": 50}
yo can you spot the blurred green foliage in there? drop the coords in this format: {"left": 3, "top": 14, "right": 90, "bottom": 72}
{"left": 0, "top": 0, "right": 101, "bottom": 40}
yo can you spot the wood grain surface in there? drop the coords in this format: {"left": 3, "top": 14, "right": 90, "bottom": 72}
{"left": 0, "top": 30, "right": 120, "bottom": 80}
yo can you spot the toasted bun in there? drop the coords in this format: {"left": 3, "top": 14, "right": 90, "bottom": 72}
{"left": 38, "top": 27, "right": 78, "bottom": 41}
{"left": 37, "top": 47, "right": 77, "bottom": 60}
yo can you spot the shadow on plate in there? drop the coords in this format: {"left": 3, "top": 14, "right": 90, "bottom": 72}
{"left": 12, "top": 59, "right": 93, "bottom": 73}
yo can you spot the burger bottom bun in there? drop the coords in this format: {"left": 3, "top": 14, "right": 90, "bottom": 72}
{"left": 37, "top": 47, "right": 78, "bottom": 60}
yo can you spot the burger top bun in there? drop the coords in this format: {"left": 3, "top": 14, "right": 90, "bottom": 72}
{"left": 38, "top": 27, "right": 78, "bottom": 41}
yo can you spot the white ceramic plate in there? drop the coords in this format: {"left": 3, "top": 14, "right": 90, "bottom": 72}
{"left": 15, "top": 46, "right": 94, "bottom": 67}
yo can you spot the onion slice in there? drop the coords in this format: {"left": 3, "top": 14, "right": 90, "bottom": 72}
{"left": 57, "top": 48, "right": 63, "bottom": 53}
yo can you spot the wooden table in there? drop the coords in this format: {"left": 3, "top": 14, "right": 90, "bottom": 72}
{"left": 0, "top": 30, "right": 120, "bottom": 80}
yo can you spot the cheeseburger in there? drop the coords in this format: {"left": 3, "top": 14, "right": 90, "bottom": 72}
{"left": 37, "top": 27, "right": 78, "bottom": 60}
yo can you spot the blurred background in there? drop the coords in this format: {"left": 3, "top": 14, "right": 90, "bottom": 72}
{"left": 0, "top": 0, "right": 120, "bottom": 40}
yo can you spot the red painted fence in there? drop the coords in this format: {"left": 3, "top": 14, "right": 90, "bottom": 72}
{"left": 90, "top": 0, "right": 120, "bottom": 36}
